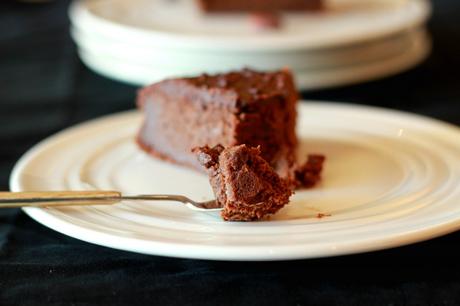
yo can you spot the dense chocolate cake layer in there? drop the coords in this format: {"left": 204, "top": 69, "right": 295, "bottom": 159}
{"left": 137, "top": 68, "right": 298, "bottom": 177}
{"left": 194, "top": 144, "right": 292, "bottom": 221}
{"left": 198, "top": 0, "right": 323, "bottom": 12}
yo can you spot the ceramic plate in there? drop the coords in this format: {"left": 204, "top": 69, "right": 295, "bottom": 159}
{"left": 10, "top": 102, "right": 460, "bottom": 260}
{"left": 70, "top": 25, "right": 425, "bottom": 72}
{"left": 74, "top": 29, "right": 430, "bottom": 90}
{"left": 69, "top": 0, "right": 430, "bottom": 51}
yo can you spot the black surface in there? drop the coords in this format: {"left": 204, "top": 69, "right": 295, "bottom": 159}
{"left": 1, "top": 1, "right": 460, "bottom": 305}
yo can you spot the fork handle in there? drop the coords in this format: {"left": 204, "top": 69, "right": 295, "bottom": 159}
{"left": 0, "top": 191, "right": 122, "bottom": 208}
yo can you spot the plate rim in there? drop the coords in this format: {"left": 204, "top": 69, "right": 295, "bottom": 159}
{"left": 9, "top": 102, "right": 460, "bottom": 261}
{"left": 74, "top": 30, "right": 431, "bottom": 90}
{"left": 69, "top": 0, "right": 432, "bottom": 51}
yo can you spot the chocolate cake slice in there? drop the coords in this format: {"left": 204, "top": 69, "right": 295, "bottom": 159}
{"left": 194, "top": 144, "right": 292, "bottom": 221}
{"left": 137, "top": 68, "right": 298, "bottom": 179}
{"left": 198, "top": 0, "right": 323, "bottom": 12}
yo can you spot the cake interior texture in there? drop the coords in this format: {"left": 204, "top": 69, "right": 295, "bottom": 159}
{"left": 137, "top": 68, "right": 298, "bottom": 179}
{"left": 194, "top": 144, "right": 292, "bottom": 221}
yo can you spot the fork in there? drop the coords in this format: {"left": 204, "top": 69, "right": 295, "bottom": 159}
{"left": 0, "top": 191, "right": 222, "bottom": 212}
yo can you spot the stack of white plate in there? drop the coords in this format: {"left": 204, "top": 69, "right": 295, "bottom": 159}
{"left": 70, "top": 0, "right": 431, "bottom": 90}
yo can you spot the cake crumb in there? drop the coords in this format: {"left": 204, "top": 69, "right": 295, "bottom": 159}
{"left": 294, "top": 154, "right": 325, "bottom": 188}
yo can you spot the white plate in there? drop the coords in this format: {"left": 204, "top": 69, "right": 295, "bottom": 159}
{"left": 10, "top": 102, "right": 460, "bottom": 260}
{"left": 75, "top": 29, "right": 430, "bottom": 90}
{"left": 69, "top": 0, "right": 430, "bottom": 51}
{"left": 70, "top": 24, "right": 425, "bottom": 71}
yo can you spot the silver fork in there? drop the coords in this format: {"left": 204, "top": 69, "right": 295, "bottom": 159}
{"left": 0, "top": 191, "right": 222, "bottom": 212}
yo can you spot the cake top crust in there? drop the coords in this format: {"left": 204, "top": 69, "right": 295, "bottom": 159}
{"left": 184, "top": 68, "right": 295, "bottom": 107}
{"left": 137, "top": 68, "right": 297, "bottom": 111}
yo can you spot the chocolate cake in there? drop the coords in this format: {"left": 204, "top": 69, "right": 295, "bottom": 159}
{"left": 248, "top": 12, "right": 282, "bottom": 30}
{"left": 194, "top": 144, "right": 292, "bottom": 221}
{"left": 137, "top": 68, "right": 298, "bottom": 179}
{"left": 198, "top": 0, "right": 323, "bottom": 12}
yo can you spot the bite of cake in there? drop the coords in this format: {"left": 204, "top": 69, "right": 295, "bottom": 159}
{"left": 194, "top": 144, "right": 292, "bottom": 221}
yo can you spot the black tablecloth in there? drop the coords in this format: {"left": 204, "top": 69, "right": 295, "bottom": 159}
{"left": 1, "top": 1, "right": 460, "bottom": 305}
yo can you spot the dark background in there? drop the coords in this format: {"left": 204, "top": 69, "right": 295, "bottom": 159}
{"left": 1, "top": 0, "right": 459, "bottom": 305}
